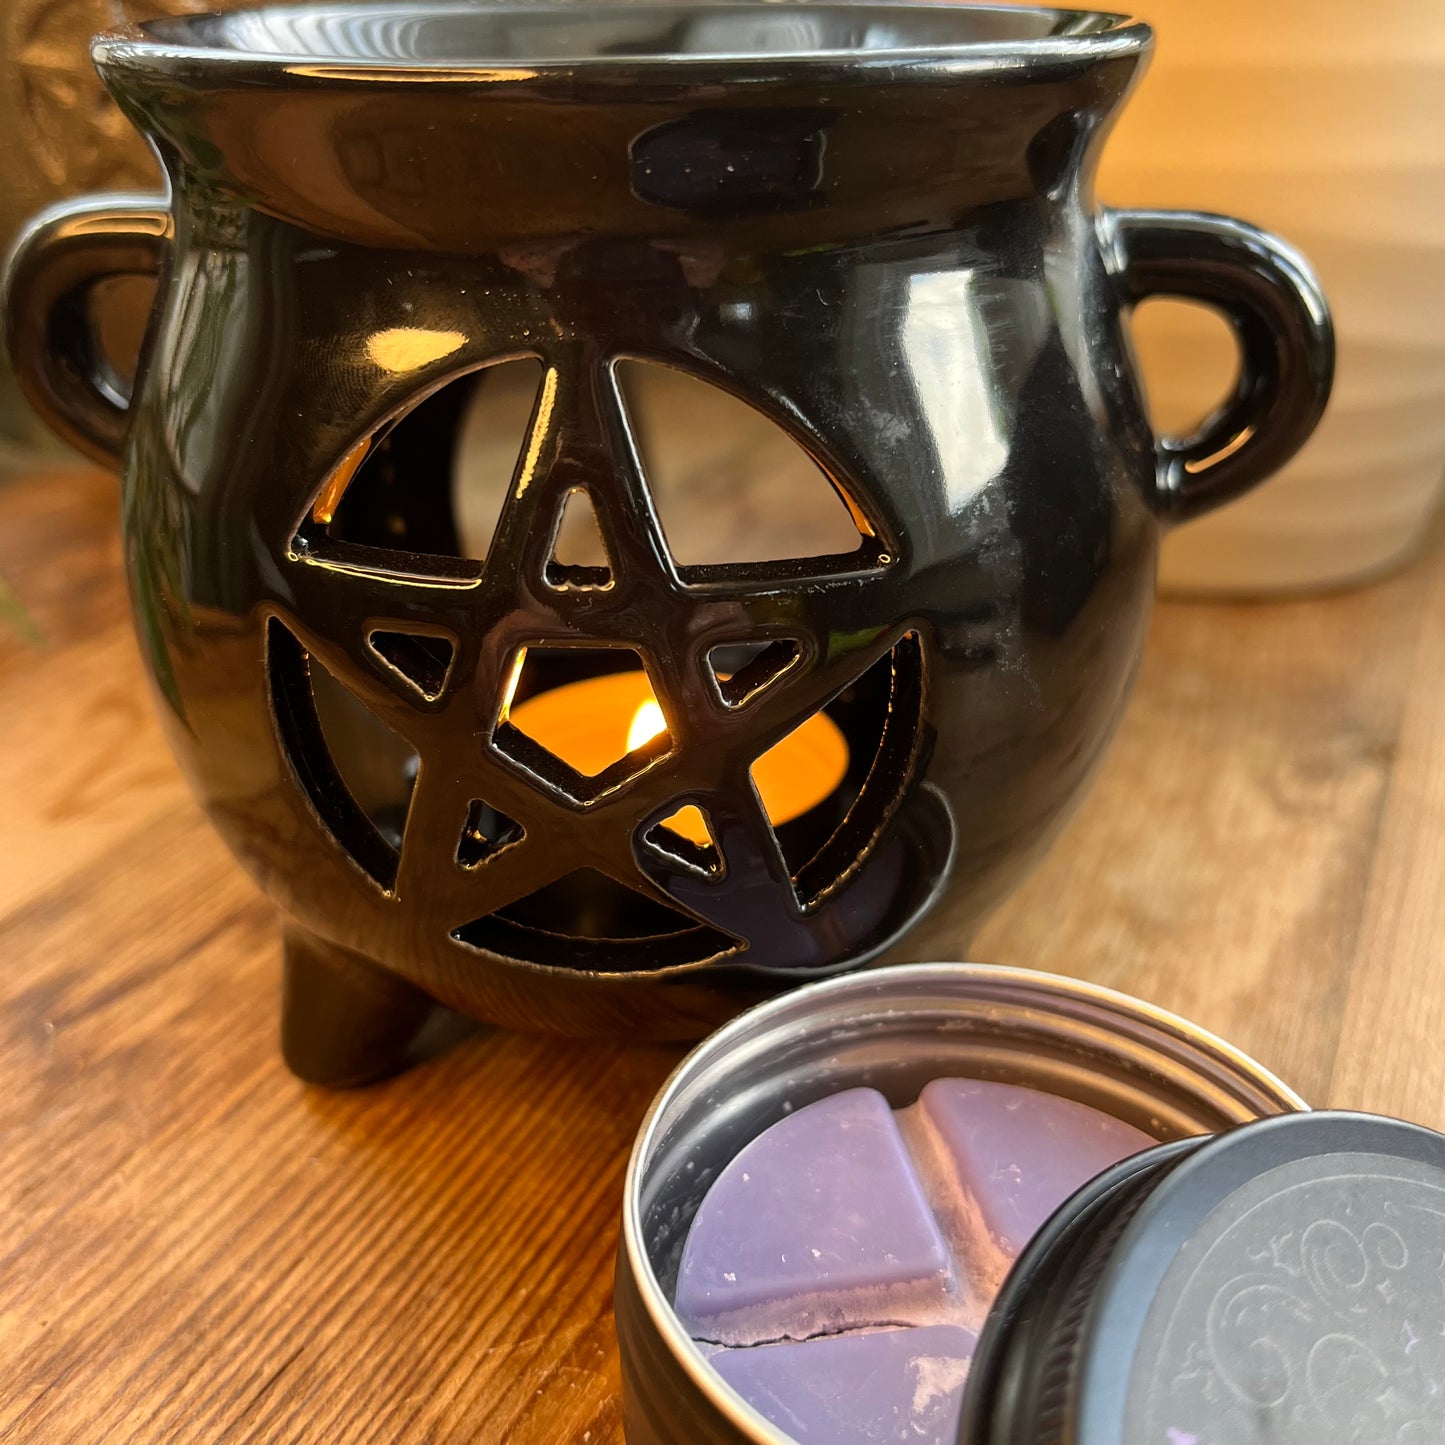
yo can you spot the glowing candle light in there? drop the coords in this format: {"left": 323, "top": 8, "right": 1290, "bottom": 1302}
{"left": 627, "top": 698, "right": 668, "bottom": 753}
{"left": 506, "top": 671, "right": 848, "bottom": 844}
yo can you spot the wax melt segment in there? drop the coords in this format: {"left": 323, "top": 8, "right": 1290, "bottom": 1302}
{"left": 913, "top": 1078, "right": 1155, "bottom": 1278}
{"left": 674, "top": 1088, "right": 956, "bottom": 1345}
{"left": 710, "top": 1324, "right": 978, "bottom": 1445}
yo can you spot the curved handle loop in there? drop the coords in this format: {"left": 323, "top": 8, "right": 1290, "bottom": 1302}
{"left": 1103, "top": 208, "right": 1335, "bottom": 525}
{"left": 3, "top": 195, "right": 171, "bottom": 469}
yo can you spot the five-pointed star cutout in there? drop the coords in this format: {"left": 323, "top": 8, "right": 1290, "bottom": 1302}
{"left": 280, "top": 342, "right": 902, "bottom": 963}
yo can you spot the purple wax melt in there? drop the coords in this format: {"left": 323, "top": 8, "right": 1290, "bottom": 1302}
{"left": 910, "top": 1079, "right": 1155, "bottom": 1295}
{"left": 710, "top": 1324, "right": 978, "bottom": 1445}
{"left": 676, "top": 1079, "right": 1153, "bottom": 1442}
{"left": 675, "top": 1088, "right": 956, "bottom": 1345}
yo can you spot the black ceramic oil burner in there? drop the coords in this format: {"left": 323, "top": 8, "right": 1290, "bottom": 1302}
{"left": 4, "top": 4, "right": 1333, "bottom": 1083}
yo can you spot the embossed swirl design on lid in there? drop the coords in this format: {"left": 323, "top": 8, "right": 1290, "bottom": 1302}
{"left": 961, "top": 1111, "right": 1445, "bottom": 1445}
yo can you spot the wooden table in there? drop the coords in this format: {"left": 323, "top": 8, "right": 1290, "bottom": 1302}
{"left": 2, "top": 465, "right": 1443, "bottom": 1442}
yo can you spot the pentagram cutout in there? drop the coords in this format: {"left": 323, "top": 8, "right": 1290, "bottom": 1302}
{"left": 273, "top": 351, "right": 919, "bottom": 972}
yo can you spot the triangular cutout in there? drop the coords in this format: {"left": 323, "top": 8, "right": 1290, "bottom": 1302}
{"left": 545, "top": 488, "right": 613, "bottom": 591}
{"left": 267, "top": 619, "right": 417, "bottom": 890}
{"left": 749, "top": 702, "right": 851, "bottom": 874}
{"left": 452, "top": 864, "right": 738, "bottom": 970}
{"left": 706, "top": 639, "right": 802, "bottom": 710}
{"left": 308, "top": 653, "right": 419, "bottom": 855}
{"left": 615, "top": 359, "right": 868, "bottom": 567}
{"left": 452, "top": 356, "right": 547, "bottom": 560}
{"left": 367, "top": 628, "right": 456, "bottom": 700}
{"left": 454, "top": 865, "right": 729, "bottom": 945}
{"left": 311, "top": 357, "right": 545, "bottom": 564}
{"left": 456, "top": 798, "right": 524, "bottom": 869}
{"left": 499, "top": 866, "right": 691, "bottom": 936}
{"left": 644, "top": 804, "right": 721, "bottom": 875}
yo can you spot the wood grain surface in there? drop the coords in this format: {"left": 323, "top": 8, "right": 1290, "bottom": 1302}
{"left": 2, "top": 466, "right": 1443, "bottom": 1443}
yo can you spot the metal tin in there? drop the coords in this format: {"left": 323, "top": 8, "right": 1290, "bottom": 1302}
{"left": 960, "top": 1111, "right": 1445, "bottom": 1444}
{"left": 615, "top": 962, "right": 1305, "bottom": 1445}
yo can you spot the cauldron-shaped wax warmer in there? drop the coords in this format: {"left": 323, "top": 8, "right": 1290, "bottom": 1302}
{"left": 4, "top": 3, "right": 1332, "bottom": 1083}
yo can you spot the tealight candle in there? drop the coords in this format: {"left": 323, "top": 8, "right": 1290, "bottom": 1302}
{"left": 506, "top": 671, "right": 849, "bottom": 843}
{"left": 673, "top": 1080, "right": 1153, "bottom": 1445}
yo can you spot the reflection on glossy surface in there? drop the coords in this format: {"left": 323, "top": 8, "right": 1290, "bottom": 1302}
{"left": 2, "top": 2, "right": 1333, "bottom": 1076}
{"left": 366, "top": 326, "right": 465, "bottom": 373}
{"left": 904, "top": 269, "right": 1018, "bottom": 516}
{"left": 138, "top": 2, "right": 1128, "bottom": 64}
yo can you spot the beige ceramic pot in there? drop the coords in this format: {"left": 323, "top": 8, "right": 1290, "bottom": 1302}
{"left": 1091, "top": 0, "right": 1445, "bottom": 593}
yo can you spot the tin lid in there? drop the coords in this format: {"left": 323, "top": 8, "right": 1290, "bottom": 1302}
{"left": 959, "top": 1111, "right": 1445, "bottom": 1445}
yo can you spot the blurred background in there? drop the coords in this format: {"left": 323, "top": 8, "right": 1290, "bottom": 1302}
{"left": 3, "top": 0, "right": 1443, "bottom": 594}
{"left": 0, "top": 1, "right": 226, "bottom": 469}
{"left": 1092, "top": 0, "right": 1445, "bottom": 594}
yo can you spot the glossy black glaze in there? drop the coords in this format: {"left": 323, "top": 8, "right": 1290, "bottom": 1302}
{"left": 959, "top": 1113, "right": 1445, "bottom": 1445}
{"left": 3, "top": 4, "right": 1333, "bottom": 1076}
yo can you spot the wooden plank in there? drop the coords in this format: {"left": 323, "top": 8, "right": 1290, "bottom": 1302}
{"left": 964, "top": 556, "right": 1433, "bottom": 1105}
{"left": 1, "top": 464, "right": 1444, "bottom": 1441}
{"left": 0, "top": 795, "right": 679, "bottom": 1442}
{"left": 0, "top": 627, "right": 191, "bottom": 914}
{"left": 0, "top": 467, "right": 127, "bottom": 673}
{"left": 1328, "top": 527, "right": 1445, "bottom": 1127}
